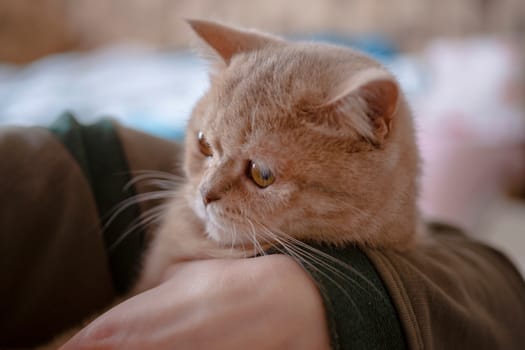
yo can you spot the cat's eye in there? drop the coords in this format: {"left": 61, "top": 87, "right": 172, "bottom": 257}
{"left": 197, "top": 131, "right": 213, "bottom": 157}
{"left": 248, "top": 161, "right": 275, "bottom": 188}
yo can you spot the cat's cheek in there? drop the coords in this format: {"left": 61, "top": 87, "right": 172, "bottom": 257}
{"left": 191, "top": 194, "right": 207, "bottom": 221}
{"left": 204, "top": 222, "right": 222, "bottom": 242}
{"left": 186, "top": 191, "right": 229, "bottom": 243}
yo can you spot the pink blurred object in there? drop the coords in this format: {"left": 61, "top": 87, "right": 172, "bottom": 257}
{"left": 413, "top": 38, "right": 525, "bottom": 232}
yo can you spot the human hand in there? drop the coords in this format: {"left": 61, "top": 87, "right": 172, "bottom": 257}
{"left": 61, "top": 255, "right": 331, "bottom": 350}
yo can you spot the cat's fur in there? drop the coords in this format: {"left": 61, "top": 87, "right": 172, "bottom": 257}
{"left": 134, "top": 19, "right": 421, "bottom": 293}
{"left": 45, "top": 19, "right": 421, "bottom": 348}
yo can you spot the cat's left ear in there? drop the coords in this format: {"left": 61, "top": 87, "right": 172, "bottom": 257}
{"left": 324, "top": 68, "right": 399, "bottom": 145}
{"left": 187, "top": 19, "right": 280, "bottom": 67}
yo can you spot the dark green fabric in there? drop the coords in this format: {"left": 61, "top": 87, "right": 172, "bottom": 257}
{"left": 49, "top": 112, "right": 145, "bottom": 294}
{"left": 297, "top": 244, "right": 406, "bottom": 350}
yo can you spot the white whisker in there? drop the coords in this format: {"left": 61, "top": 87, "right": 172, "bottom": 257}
{"left": 102, "top": 190, "right": 177, "bottom": 233}
{"left": 247, "top": 219, "right": 266, "bottom": 257}
{"left": 109, "top": 203, "right": 170, "bottom": 251}
{"left": 254, "top": 225, "right": 362, "bottom": 316}
{"left": 124, "top": 170, "right": 184, "bottom": 191}
{"left": 252, "top": 219, "right": 383, "bottom": 300}
{"left": 230, "top": 223, "right": 237, "bottom": 254}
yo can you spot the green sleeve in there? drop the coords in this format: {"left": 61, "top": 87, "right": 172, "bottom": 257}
{"left": 49, "top": 112, "right": 146, "bottom": 294}
{"left": 293, "top": 244, "right": 407, "bottom": 350}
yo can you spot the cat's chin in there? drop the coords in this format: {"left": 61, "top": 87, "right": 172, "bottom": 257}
{"left": 204, "top": 223, "right": 273, "bottom": 256}
{"left": 204, "top": 222, "right": 227, "bottom": 243}
{"left": 189, "top": 195, "right": 251, "bottom": 247}
{"left": 204, "top": 221, "right": 243, "bottom": 246}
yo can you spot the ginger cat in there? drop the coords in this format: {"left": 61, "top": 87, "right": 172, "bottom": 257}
{"left": 46, "top": 19, "right": 421, "bottom": 348}
{"left": 135, "top": 19, "right": 420, "bottom": 293}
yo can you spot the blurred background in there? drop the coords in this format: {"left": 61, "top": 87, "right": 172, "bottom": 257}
{"left": 1, "top": 0, "right": 524, "bottom": 272}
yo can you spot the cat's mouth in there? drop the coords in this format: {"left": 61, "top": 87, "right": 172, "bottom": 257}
{"left": 204, "top": 210, "right": 276, "bottom": 252}
{"left": 191, "top": 194, "right": 277, "bottom": 252}
{"left": 204, "top": 214, "right": 251, "bottom": 244}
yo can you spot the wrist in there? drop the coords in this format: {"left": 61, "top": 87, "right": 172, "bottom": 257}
{"left": 248, "top": 255, "right": 331, "bottom": 350}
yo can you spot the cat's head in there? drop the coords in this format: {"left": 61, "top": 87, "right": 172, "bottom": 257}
{"left": 182, "top": 20, "right": 420, "bottom": 250}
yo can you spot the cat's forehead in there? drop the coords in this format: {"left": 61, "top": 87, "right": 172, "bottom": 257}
{"left": 201, "top": 97, "right": 289, "bottom": 153}
{"left": 219, "top": 46, "right": 326, "bottom": 102}
{"left": 204, "top": 47, "right": 324, "bottom": 131}
{"left": 209, "top": 44, "right": 377, "bottom": 118}
{"left": 196, "top": 43, "right": 378, "bottom": 151}
{"left": 202, "top": 57, "right": 288, "bottom": 138}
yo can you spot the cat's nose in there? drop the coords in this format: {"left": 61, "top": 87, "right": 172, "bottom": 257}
{"left": 201, "top": 188, "right": 221, "bottom": 206}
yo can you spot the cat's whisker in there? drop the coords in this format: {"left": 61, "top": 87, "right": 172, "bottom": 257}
{"left": 239, "top": 225, "right": 247, "bottom": 255}
{"left": 102, "top": 190, "right": 178, "bottom": 234}
{"left": 129, "top": 169, "right": 183, "bottom": 181}
{"left": 290, "top": 246, "right": 383, "bottom": 299}
{"left": 260, "top": 231, "right": 363, "bottom": 316}
{"left": 230, "top": 223, "right": 237, "bottom": 254}
{"left": 136, "top": 178, "right": 183, "bottom": 190}
{"left": 252, "top": 225, "right": 362, "bottom": 315}
{"left": 124, "top": 170, "right": 184, "bottom": 191}
{"left": 252, "top": 219, "right": 383, "bottom": 299}
{"left": 255, "top": 235, "right": 267, "bottom": 257}
{"left": 109, "top": 203, "right": 170, "bottom": 251}
{"left": 255, "top": 221, "right": 345, "bottom": 274}
{"left": 275, "top": 230, "right": 381, "bottom": 295}
{"left": 246, "top": 219, "right": 261, "bottom": 257}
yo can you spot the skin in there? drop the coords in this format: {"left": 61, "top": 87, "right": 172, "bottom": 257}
{"left": 61, "top": 255, "right": 331, "bottom": 350}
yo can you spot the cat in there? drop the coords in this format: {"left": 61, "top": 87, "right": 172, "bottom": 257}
{"left": 133, "top": 19, "right": 421, "bottom": 293}
{"left": 45, "top": 19, "right": 421, "bottom": 348}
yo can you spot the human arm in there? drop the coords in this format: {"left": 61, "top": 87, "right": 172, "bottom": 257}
{"left": 61, "top": 255, "right": 331, "bottom": 350}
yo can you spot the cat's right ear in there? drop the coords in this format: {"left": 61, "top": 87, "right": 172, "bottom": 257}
{"left": 186, "top": 19, "right": 280, "bottom": 68}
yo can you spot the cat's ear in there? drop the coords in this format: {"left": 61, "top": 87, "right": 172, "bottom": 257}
{"left": 323, "top": 68, "right": 399, "bottom": 145}
{"left": 186, "top": 19, "right": 280, "bottom": 66}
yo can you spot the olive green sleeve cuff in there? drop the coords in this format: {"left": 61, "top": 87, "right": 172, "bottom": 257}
{"left": 296, "top": 244, "right": 407, "bottom": 350}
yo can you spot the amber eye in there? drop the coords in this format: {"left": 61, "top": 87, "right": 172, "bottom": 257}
{"left": 248, "top": 161, "right": 275, "bottom": 188}
{"left": 197, "top": 131, "right": 213, "bottom": 157}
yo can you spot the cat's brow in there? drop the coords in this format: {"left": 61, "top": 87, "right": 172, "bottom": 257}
{"left": 300, "top": 181, "right": 352, "bottom": 200}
